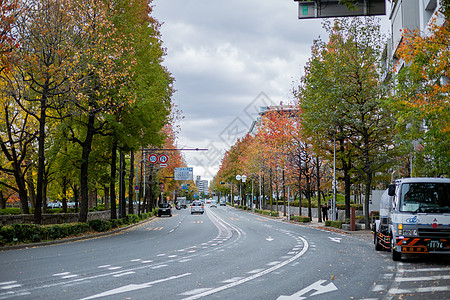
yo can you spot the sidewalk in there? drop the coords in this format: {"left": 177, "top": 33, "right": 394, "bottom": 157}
{"left": 281, "top": 213, "right": 372, "bottom": 235}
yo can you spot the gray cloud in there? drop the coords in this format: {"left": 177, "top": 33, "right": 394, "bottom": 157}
{"left": 153, "top": 0, "right": 389, "bottom": 181}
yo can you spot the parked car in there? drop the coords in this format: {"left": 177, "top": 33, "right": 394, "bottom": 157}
{"left": 158, "top": 203, "right": 172, "bottom": 217}
{"left": 190, "top": 201, "right": 204, "bottom": 214}
{"left": 47, "top": 201, "right": 62, "bottom": 209}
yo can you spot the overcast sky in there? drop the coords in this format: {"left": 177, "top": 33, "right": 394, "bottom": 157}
{"left": 152, "top": 0, "right": 389, "bottom": 182}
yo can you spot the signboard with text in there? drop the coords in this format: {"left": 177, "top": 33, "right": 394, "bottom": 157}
{"left": 174, "top": 167, "right": 194, "bottom": 181}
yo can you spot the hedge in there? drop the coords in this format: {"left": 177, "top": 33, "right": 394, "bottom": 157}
{"left": 325, "top": 220, "right": 343, "bottom": 229}
{"left": 290, "top": 215, "right": 311, "bottom": 223}
{"left": 0, "top": 211, "right": 157, "bottom": 246}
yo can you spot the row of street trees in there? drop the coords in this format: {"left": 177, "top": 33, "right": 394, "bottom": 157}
{"left": 0, "top": 0, "right": 176, "bottom": 223}
{"left": 212, "top": 12, "right": 449, "bottom": 228}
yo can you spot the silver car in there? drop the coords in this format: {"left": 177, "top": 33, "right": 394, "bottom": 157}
{"left": 190, "top": 201, "right": 205, "bottom": 214}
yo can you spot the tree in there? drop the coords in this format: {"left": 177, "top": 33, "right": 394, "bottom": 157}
{"left": 298, "top": 17, "right": 394, "bottom": 226}
{"left": 391, "top": 6, "right": 449, "bottom": 176}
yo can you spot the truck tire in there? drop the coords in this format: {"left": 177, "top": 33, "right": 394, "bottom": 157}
{"left": 375, "top": 235, "right": 383, "bottom": 251}
{"left": 391, "top": 239, "right": 401, "bottom": 261}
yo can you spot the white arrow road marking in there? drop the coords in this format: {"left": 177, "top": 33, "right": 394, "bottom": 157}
{"left": 328, "top": 237, "right": 342, "bottom": 243}
{"left": 266, "top": 236, "right": 274, "bottom": 241}
{"left": 277, "top": 280, "right": 338, "bottom": 300}
{"left": 182, "top": 236, "right": 309, "bottom": 300}
{"left": 79, "top": 273, "right": 191, "bottom": 300}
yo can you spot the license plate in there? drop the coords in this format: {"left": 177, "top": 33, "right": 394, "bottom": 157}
{"left": 427, "top": 240, "right": 444, "bottom": 249}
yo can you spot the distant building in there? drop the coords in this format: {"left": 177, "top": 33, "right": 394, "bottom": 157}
{"left": 195, "top": 176, "right": 209, "bottom": 195}
{"left": 249, "top": 104, "right": 299, "bottom": 134}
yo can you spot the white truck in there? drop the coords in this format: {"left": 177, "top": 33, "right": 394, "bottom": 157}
{"left": 177, "top": 197, "right": 187, "bottom": 209}
{"left": 373, "top": 177, "right": 450, "bottom": 261}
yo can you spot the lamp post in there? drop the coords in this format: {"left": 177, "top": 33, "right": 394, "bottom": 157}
{"left": 235, "top": 175, "right": 247, "bottom": 206}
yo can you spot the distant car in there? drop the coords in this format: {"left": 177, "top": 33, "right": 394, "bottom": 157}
{"left": 219, "top": 201, "right": 226, "bottom": 206}
{"left": 158, "top": 203, "right": 172, "bottom": 217}
{"left": 190, "top": 201, "right": 204, "bottom": 214}
{"left": 47, "top": 202, "right": 62, "bottom": 209}
{"left": 210, "top": 202, "right": 217, "bottom": 208}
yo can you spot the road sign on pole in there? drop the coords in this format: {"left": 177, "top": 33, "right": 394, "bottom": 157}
{"left": 174, "top": 167, "right": 193, "bottom": 181}
{"left": 149, "top": 154, "right": 158, "bottom": 164}
{"left": 159, "top": 154, "right": 168, "bottom": 164}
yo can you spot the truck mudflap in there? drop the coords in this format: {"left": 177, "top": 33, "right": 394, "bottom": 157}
{"left": 396, "top": 237, "right": 450, "bottom": 254}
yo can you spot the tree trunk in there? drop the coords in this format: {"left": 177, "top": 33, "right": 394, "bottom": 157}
{"left": 317, "top": 156, "right": 322, "bottom": 222}
{"left": 120, "top": 151, "right": 126, "bottom": 218}
{"left": 104, "top": 185, "right": 109, "bottom": 210}
{"left": 128, "top": 151, "right": 134, "bottom": 215}
{"left": 282, "top": 168, "right": 286, "bottom": 216}
{"left": 78, "top": 113, "right": 95, "bottom": 223}
{"left": 62, "top": 176, "right": 67, "bottom": 213}
{"left": 110, "top": 141, "right": 118, "bottom": 219}
{"left": 34, "top": 95, "right": 47, "bottom": 224}
{"left": 26, "top": 163, "right": 36, "bottom": 209}
{"left": 0, "top": 191, "right": 5, "bottom": 209}
{"left": 364, "top": 171, "right": 372, "bottom": 229}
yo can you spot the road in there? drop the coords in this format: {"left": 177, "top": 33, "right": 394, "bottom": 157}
{"left": 0, "top": 206, "right": 449, "bottom": 299}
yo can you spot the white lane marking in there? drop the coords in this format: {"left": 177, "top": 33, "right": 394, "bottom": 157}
{"left": 395, "top": 274, "right": 450, "bottom": 282}
{"left": 180, "top": 288, "right": 213, "bottom": 296}
{"left": 0, "top": 283, "right": 21, "bottom": 290}
{"left": 113, "top": 271, "right": 135, "bottom": 278}
{"left": 266, "top": 236, "right": 274, "bottom": 241}
{"left": 151, "top": 265, "right": 168, "bottom": 269}
{"left": 53, "top": 272, "right": 71, "bottom": 276}
{"left": 79, "top": 273, "right": 191, "bottom": 300}
{"left": 169, "top": 229, "right": 175, "bottom": 233}
{"left": 247, "top": 269, "right": 264, "bottom": 274}
{"left": 62, "top": 275, "right": 79, "bottom": 279}
{"left": 157, "top": 254, "right": 165, "bottom": 257}
{"left": 97, "top": 265, "right": 111, "bottom": 268}
{"left": 221, "top": 277, "right": 244, "bottom": 283}
{"left": 0, "top": 281, "right": 18, "bottom": 286}
{"left": 328, "top": 237, "right": 341, "bottom": 243}
{"left": 182, "top": 236, "right": 309, "bottom": 300}
{"left": 130, "top": 259, "right": 141, "bottom": 262}
{"left": 108, "top": 267, "right": 121, "bottom": 270}
{"left": 168, "top": 255, "right": 178, "bottom": 258}
{"left": 372, "top": 284, "right": 386, "bottom": 291}
{"left": 179, "top": 259, "right": 192, "bottom": 262}
{"left": 389, "top": 286, "right": 450, "bottom": 294}
{"left": 402, "top": 267, "right": 450, "bottom": 273}
{"left": 141, "top": 260, "right": 153, "bottom": 264}
{"left": 277, "top": 279, "right": 338, "bottom": 300}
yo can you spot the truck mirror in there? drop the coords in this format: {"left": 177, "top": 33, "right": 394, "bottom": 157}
{"left": 388, "top": 184, "right": 395, "bottom": 196}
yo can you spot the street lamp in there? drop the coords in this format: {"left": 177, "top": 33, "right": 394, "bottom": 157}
{"left": 236, "top": 175, "right": 247, "bottom": 206}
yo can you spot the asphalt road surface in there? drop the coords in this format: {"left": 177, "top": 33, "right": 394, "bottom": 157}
{"left": 1, "top": 206, "right": 449, "bottom": 299}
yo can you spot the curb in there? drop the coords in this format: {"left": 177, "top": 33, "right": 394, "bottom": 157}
{"left": 0, "top": 216, "right": 156, "bottom": 252}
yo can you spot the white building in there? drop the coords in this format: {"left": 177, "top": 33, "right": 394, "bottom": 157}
{"left": 195, "top": 176, "right": 209, "bottom": 195}
{"left": 383, "top": 0, "right": 443, "bottom": 81}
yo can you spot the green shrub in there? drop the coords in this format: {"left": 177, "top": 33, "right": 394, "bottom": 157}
{"left": 270, "top": 211, "right": 279, "bottom": 217}
{"left": 291, "top": 215, "right": 311, "bottom": 223}
{"left": 325, "top": 221, "right": 343, "bottom": 229}
{"left": 0, "top": 208, "right": 22, "bottom": 215}
{"left": 89, "top": 219, "right": 111, "bottom": 232}
{"left": 125, "top": 214, "right": 140, "bottom": 224}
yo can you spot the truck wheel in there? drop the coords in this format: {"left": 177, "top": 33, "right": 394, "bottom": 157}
{"left": 391, "top": 239, "right": 401, "bottom": 261}
{"left": 375, "top": 236, "right": 383, "bottom": 251}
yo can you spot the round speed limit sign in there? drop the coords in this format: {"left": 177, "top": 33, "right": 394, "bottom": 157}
{"left": 149, "top": 154, "right": 158, "bottom": 164}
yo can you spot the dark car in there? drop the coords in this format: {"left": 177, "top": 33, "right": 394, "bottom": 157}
{"left": 158, "top": 203, "right": 172, "bottom": 217}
